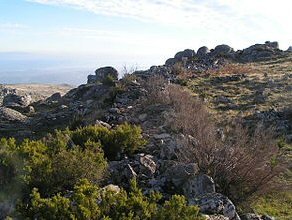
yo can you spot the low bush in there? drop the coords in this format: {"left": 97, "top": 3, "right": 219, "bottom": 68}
{"left": 102, "top": 75, "right": 116, "bottom": 86}
{"left": 69, "top": 123, "right": 146, "bottom": 160}
{"left": 22, "top": 178, "right": 205, "bottom": 220}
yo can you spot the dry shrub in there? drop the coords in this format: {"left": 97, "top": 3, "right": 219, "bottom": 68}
{"left": 206, "top": 63, "right": 254, "bottom": 76}
{"left": 142, "top": 75, "right": 169, "bottom": 105}
{"left": 212, "top": 125, "right": 285, "bottom": 203}
{"left": 172, "top": 63, "right": 193, "bottom": 80}
{"left": 151, "top": 83, "right": 287, "bottom": 204}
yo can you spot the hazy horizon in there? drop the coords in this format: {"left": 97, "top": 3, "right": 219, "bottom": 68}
{"left": 1, "top": 0, "right": 291, "bottom": 84}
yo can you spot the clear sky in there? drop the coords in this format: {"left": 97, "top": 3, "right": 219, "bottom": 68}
{"left": 0, "top": 0, "right": 291, "bottom": 84}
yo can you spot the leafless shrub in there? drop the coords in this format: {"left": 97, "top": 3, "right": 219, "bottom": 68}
{"left": 172, "top": 63, "right": 193, "bottom": 79}
{"left": 152, "top": 84, "right": 287, "bottom": 204}
{"left": 121, "top": 65, "right": 138, "bottom": 76}
{"left": 141, "top": 75, "right": 169, "bottom": 106}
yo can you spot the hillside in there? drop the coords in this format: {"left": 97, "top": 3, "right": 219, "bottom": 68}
{"left": 0, "top": 42, "right": 291, "bottom": 220}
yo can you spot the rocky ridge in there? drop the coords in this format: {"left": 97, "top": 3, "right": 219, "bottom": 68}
{"left": 0, "top": 41, "right": 291, "bottom": 219}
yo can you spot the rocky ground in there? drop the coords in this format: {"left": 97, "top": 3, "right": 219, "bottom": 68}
{"left": 0, "top": 41, "right": 291, "bottom": 219}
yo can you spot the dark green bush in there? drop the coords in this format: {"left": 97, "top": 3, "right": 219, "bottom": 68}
{"left": 102, "top": 75, "right": 116, "bottom": 86}
{"left": 70, "top": 123, "right": 147, "bottom": 160}
{"left": 22, "top": 179, "right": 205, "bottom": 220}
{"left": 0, "top": 138, "right": 18, "bottom": 186}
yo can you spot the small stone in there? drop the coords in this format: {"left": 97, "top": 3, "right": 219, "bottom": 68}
{"left": 138, "top": 113, "right": 147, "bottom": 122}
{"left": 109, "top": 108, "right": 120, "bottom": 114}
{"left": 154, "top": 133, "right": 171, "bottom": 139}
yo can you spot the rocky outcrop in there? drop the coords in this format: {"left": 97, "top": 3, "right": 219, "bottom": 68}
{"left": 95, "top": 66, "right": 118, "bottom": 81}
{"left": 87, "top": 74, "right": 97, "bottom": 84}
{"left": 174, "top": 49, "right": 196, "bottom": 60}
{"left": 1, "top": 42, "right": 290, "bottom": 219}
{"left": 87, "top": 66, "right": 119, "bottom": 84}
{"left": 287, "top": 46, "right": 292, "bottom": 52}
{"left": 195, "top": 193, "right": 240, "bottom": 220}
{"left": 164, "top": 41, "right": 287, "bottom": 69}
{"left": 239, "top": 41, "right": 282, "bottom": 62}
{"left": 197, "top": 46, "right": 210, "bottom": 57}
{"left": 3, "top": 94, "right": 32, "bottom": 107}
{"left": 213, "top": 44, "right": 234, "bottom": 57}
{"left": 0, "top": 107, "right": 28, "bottom": 122}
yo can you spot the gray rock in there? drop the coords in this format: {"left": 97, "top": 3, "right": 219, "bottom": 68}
{"left": 95, "top": 120, "right": 111, "bottom": 129}
{"left": 214, "top": 44, "right": 234, "bottom": 56}
{"left": 3, "top": 94, "right": 32, "bottom": 107}
{"left": 205, "top": 215, "right": 229, "bottom": 220}
{"left": 240, "top": 41, "right": 281, "bottom": 62}
{"left": 46, "top": 92, "right": 62, "bottom": 103}
{"left": 109, "top": 107, "right": 120, "bottom": 114}
{"left": 241, "top": 213, "right": 274, "bottom": 220}
{"left": 194, "top": 193, "right": 240, "bottom": 220}
{"left": 109, "top": 160, "right": 137, "bottom": 186}
{"left": 0, "top": 107, "right": 28, "bottom": 122}
{"left": 102, "top": 184, "right": 121, "bottom": 193}
{"left": 265, "top": 41, "right": 279, "bottom": 49}
{"left": 215, "top": 96, "right": 232, "bottom": 104}
{"left": 165, "top": 163, "right": 199, "bottom": 188}
{"left": 165, "top": 58, "right": 178, "bottom": 66}
{"left": 154, "top": 133, "right": 171, "bottom": 139}
{"left": 197, "top": 46, "right": 210, "bottom": 57}
{"left": 87, "top": 74, "right": 97, "bottom": 84}
{"left": 95, "top": 66, "right": 118, "bottom": 82}
{"left": 138, "top": 154, "right": 156, "bottom": 176}
{"left": 174, "top": 49, "right": 196, "bottom": 61}
{"left": 183, "top": 174, "right": 216, "bottom": 198}
{"left": 287, "top": 46, "right": 292, "bottom": 52}
{"left": 138, "top": 113, "right": 147, "bottom": 122}
{"left": 27, "top": 106, "right": 35, "bottom": 114}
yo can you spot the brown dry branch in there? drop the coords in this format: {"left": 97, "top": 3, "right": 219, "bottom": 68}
{"left": 143, "top": 79, "right": 287, "bottom": 204}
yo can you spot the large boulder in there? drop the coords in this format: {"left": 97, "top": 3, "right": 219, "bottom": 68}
{"left": 287, "top": 46, "right": 292, "bottom": 52}
{"left": 240, "top": 41, "right": 281, "bottom": 62}
{"left": 165, "top": 58, "right": 178, "bottom": 66}
{"left": 183, "top": 174, "right": 216, "bottom": 198}
{"left": 213, "top": 44, "right": 234, "bottom": 57}
{"left": 197, "top": 46, "right": 210, "bottom": 57}
{"left": 0, "top": 107, "right": 27, "bottom": 122}
{"left": 174, "top": 49, "right": 196, "bottom": 61}
{"left": 46, "top": 92, "right": 62, "bottom": 103}
{"left": 3, "top": 94, "right": 32, "bottom": 107}
{"left": 264, "top": 41, "right": 279, "bottom": 49}
{"left": 194, "top": 193, "right": 240, "bottom": 220}
{"left": 95, "top": 66, "right": 118, "bottom": 82}
{"left": 164, "top": 163, "right": 199, "bottom": 188}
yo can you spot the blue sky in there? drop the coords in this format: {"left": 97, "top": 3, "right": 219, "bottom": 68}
{"left": 0, "top": 0, "right": 291, "bottom": 84}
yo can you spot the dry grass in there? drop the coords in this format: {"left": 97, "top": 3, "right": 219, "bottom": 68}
{"left": 205, "top": 63, "right": 255, "bottom": 76}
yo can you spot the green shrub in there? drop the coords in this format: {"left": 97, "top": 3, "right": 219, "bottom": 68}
{"left": 22, "top": 178, "right": 205, "bottom": 220}
{"left": 102, "top": 75, "right": 116, "bottom": 86}
{"left": 105, "top": 123, "right": 147, "bottom": 160}
{"left": 70, "top": 123, "right": 146, "bottom": 160}
{"left": 0, "top": 138, "right": 18, "bottom": 186}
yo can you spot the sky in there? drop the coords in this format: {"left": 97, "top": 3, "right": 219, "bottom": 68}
{"left": 0, "top": 0, "right": 291, "bottom": 84}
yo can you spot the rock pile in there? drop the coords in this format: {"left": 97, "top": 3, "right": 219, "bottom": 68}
{"left": 164, "top": 41, "right": 288, "bottom": 70}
